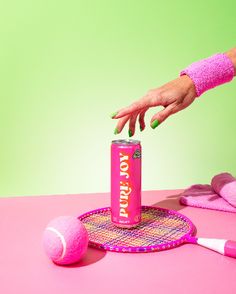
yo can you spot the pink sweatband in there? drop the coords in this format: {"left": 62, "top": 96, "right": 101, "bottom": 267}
{"left": 180, "top": 53, "right": 235, "bottom": 96}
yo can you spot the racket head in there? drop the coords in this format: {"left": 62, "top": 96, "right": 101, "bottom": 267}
{"left": 78, "top": 206, "right": 195, "bottom": 253}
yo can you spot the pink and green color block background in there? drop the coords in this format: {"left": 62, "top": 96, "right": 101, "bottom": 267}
{"left": 0, "top": 0, "right": 236, "bottom": 198}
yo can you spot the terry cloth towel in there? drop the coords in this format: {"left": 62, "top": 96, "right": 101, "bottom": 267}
{"left": 180, "top": 173, "right": 236, "bottom": 213}
{"left": 211, "top": 172, "right": 236, "bottom": 207}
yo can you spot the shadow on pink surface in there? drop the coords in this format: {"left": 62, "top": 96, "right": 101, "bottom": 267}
{"left": 65, "top": 247, "right": 107, "bottom": 268}
{"left": 152, "top": 193, "right": 185, "bottom": 211}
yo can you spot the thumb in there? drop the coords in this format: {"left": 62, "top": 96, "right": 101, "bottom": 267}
{"left": 150, "top": 104, "right": 175, "bottom": 129}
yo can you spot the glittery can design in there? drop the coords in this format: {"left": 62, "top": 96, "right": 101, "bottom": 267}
{"left": 111, "top": 139, "right": 141, "bottom": 228}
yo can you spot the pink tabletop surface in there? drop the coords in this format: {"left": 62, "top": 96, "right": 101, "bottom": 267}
{"left": 1, "top": 189, "right": 236, "bottom": 294}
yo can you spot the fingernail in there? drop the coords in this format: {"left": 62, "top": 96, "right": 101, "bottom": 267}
{"left": 128, "top": 129, "right": 133, "bottom": 137}
{"left": 151, "top": 119, "right": 159, "bottom": 129}
{"left": 140, "top": 126, "right": 143, "bottom": 132}
{"left": 114, "top": 127, "right": 119, "bottom": 135}
{"left": 110, "top": 111, "right": 118, "bottom": 119}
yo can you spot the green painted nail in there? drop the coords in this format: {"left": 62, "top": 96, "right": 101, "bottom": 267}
{"left": 140, "top": 126, "right": 143, "bottom": 132}
{"left": 128, "top": 129, "right": 133, "bottom": 137}
{"left": 110, "top": 111, "right": 118, "bottom": 119}
{"left": 151, "top": 119, "right": 159, "bottom": 129}
{"left": 114, "top": 127, "right": 119, "bottom": 135}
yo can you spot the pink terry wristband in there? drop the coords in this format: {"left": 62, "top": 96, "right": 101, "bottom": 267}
{"left": 180, "top": 53, "right": 235, "bottom": 96}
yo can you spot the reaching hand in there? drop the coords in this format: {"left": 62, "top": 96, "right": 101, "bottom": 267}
{"left": 111, "top": 75, "right": 197, "bottom": 136}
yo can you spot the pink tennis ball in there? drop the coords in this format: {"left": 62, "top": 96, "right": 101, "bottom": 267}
{"left": 42, "top": 216, "right": 89, "bottom": 265}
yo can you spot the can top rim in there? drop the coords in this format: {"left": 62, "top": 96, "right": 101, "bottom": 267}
{"left": 112, "top": 139, "right": 140, "bottom": 145}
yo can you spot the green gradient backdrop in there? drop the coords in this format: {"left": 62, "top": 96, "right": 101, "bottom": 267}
{"left": 0, "top": 1, "right": 236, "bottom": 197}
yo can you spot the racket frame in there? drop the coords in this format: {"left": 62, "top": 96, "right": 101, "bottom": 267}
{"left": 78, "top": 206, "right": 196, "bottom": 253}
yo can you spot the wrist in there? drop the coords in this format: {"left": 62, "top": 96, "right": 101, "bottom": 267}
{"left": 225, "top": 48, "right": 236, "bottom": 76}
{"left": 180, "top": 75, "right": 197, "bottom": 98}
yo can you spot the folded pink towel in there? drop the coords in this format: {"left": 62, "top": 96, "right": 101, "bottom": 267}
{"left": 180, "top": 173, "right": 236, "bottom": 213}
{"left": 211, "top": 173, "right": 236, "bottom": 207}
{"left": 180, "top": 184, "right": 236, "bottom": 213}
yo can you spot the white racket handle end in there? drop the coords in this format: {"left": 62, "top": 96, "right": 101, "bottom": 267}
{"left": 196, "top": 238, "right": 236, "bottom": 258}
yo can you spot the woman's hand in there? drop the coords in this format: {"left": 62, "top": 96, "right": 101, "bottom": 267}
{"left": 111, "top": 75, "right": 197, "bottom": 136}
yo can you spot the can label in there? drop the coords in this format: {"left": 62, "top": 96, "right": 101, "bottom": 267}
{"left": 119, "top": 151, "right": 132, "bottom": 218}
{"left": 111, "top": 139, "right": 141, "bottom": 228}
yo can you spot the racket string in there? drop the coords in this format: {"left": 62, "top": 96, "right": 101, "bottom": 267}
{"left": 81, "top": 207, "right": 192, "bottom": 249}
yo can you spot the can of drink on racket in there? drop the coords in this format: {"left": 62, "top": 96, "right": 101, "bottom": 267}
{"left": 111, "top": 139, "right": 142, "bottom": 228}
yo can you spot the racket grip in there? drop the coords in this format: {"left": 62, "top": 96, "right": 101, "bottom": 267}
{"left": 196, "top": 238, "right": 236, "bottom": 258}
{"left": 224, "top": 240, "right": 236, "bottom": 258}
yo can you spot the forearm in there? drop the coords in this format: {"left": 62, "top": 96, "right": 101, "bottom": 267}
{"left": 225, "top": 47, "right": 236, "bottom": 76}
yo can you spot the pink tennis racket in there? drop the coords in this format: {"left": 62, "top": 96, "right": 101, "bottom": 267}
{"left": 78, "top": 206, "right": 236, "bottom": 258}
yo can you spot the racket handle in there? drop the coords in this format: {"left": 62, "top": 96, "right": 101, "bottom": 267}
{"left": 196, "top": 238, "right": 236, "bottom": 258}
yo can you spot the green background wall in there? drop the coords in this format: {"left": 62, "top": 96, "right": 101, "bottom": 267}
{"left": 0, "top": 0, "right": 236, "bottom": 197}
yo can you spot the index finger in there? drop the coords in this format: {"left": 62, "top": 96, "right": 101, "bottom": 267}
{"left": 112, "top": 96, "right": 152, "bottom": 119}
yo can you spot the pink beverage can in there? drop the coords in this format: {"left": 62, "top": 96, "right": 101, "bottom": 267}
{"left": 111, "top": 139, "right": 142, "bottom": 228}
